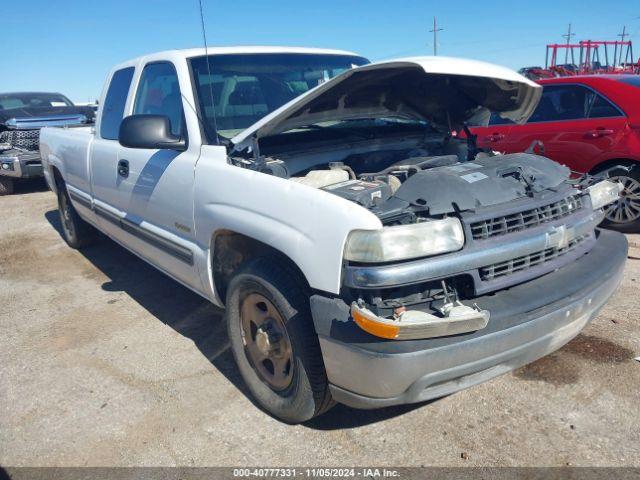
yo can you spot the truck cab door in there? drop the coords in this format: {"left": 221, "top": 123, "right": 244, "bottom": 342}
{"left": 91, "top": 61, "right": 203, "bottom": 292}
{"left": 115, "top": 61, "right": 202, "bottom": 289}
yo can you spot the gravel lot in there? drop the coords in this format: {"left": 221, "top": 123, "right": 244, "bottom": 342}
{"left": 1, "top": 180, "right": 639, "bottom": 467}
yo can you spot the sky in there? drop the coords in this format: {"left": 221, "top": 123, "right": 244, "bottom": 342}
{"left": 3, "top": 0, "right": 640, "bottom": 103}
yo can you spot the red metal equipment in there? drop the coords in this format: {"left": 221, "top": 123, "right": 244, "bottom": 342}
{"left": 545, "top": 40, "right": 639, "bottom": 75}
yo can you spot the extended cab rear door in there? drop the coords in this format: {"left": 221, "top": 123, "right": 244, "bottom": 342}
{"left": 91, "top": 66, "right": 135, "bottom": 210}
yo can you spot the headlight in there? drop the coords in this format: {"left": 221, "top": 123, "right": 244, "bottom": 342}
{"left": 344, "top": 217, "right": 464, "bottom": 263}
{"left": 588, "top": 180, "right": 623, "bottom": 211}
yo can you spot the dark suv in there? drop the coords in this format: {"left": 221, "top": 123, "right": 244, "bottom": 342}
{"left": 0, "top": 92, "right": 95, "bottom": 195}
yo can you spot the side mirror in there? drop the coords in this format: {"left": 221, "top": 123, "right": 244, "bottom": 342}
{"left": 119, "top": 115, "right": 186, "bottom": 151}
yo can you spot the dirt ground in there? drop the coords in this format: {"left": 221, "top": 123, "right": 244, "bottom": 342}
{"left": 1, "top": 179, "right": 639, "bottom": 467}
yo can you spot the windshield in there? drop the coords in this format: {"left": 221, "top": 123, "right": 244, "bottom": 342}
{"left": 189, "top": 53, "right": 369, "bottom": 141}
{"left": 0, "top": 93, "right": 74, "bottom": 111}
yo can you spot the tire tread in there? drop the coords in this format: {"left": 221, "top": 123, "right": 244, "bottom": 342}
{"left": 227, "top": 255, "right": 335, "bottom": 421}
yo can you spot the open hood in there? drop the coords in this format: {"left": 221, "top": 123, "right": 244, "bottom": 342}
{"left": 231, "top": 56, "right": 541, "bottom": 150}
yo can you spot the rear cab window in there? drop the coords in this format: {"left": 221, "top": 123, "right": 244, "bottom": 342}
{"left": 100, "top": 67, "right": 135, "bottom": 140}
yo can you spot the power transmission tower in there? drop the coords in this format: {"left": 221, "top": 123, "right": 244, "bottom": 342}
{"left": 429, "top": 17, "right": 443, "bottom": 56}
{"left": 562, "top": 23, "right": 575, "bottom": 64}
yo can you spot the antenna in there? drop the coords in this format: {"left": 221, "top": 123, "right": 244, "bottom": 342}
{"left": 198, "top": 0, "right": 221, "bottom": 145}
{"left": 429, "top": 17, "right": 443, "bottom": 56}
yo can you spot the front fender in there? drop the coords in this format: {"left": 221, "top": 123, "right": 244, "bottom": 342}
{"left": 193, "top": 148, "right": 381, "bottom": 298}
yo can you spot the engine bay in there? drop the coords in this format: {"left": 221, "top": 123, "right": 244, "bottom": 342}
{"left": 231, "top": 132, "right": 572, "bottom": 225}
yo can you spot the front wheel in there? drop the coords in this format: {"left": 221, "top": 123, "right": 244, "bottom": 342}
{"left": 600, "top": 165, "right": 640, "bottom": 233}
{"left": 225, "top": 257, "right": 335, "bottom": 423}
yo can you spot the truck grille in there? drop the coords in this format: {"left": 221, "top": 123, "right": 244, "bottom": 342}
{"left": 470, "top": 195, "right": 584, "bottom": 240}
{"left": 479, "top": 234, "right": 590, "bottom": 281}
{"left": 0, "top": 129, "right": 40, "bottom": 151}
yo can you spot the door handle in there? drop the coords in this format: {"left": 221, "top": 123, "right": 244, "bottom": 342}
{"left": 117, "top": 159, "right": 129, "bottom": 178}
{"left": 585, "top": 129, "right": 614, "bottom": 138}
{"left": 484, "top": 133, "right": 505, "bottom": 142}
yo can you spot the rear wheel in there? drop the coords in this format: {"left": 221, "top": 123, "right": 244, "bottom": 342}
{"left": 57, "top": 184, "right": 97, "bottom": 249}
{"left": 225, "top": 257, "right": 335, "bottom": 423}
{"left": 600, "top": 165, "right": 640, "bottom": 233}
{"left": 0, "top": 177, "right": 14, "bottom": 196}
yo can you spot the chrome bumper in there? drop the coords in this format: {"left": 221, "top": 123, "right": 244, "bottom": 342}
{"left": 0, "top": 151, "right": 42, "bottom": 178}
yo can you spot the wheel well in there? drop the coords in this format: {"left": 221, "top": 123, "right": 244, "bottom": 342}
{"left": 589, "top": 159, "right": 639, "bottom": 175}
{"left": 211, "top": 230, "right": 309, "bottom": 304}
{"left": 51, "top": 166, "right": 65, "bottom": 190}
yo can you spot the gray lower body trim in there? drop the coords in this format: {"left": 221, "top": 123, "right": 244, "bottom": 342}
{"left": 120, "top": 217, "right": 194, "bottom": 265}
{"left": 69, "top": 193, "right": 194, "bottom": 266}
{"left": 67, "top": 190, "right": 92, "bottom": 210}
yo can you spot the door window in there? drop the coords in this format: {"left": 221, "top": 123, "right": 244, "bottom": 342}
{"left": 133, "top": 62, "right": 184, "bottom": 136}
{"left": 100, "top": 67, "right": 135, "bottom": 140}
{"left": 526, "top": 85, "right": 622, "bottom": 123}
{"left": 587, "top": 93, "right": 622, "bottom": 118}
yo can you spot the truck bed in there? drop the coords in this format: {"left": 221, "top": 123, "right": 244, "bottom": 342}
{"left": 40, "top": 126, "right": 94, "bottom": 194}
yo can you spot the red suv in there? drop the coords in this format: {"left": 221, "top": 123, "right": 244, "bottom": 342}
{"left": 472, "top": 75, "right": 640, "bottom": 231}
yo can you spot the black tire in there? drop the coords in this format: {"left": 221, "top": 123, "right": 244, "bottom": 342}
{"left": 225, "top": 256, "right": 335, "bottom": 423}
{"left": 57, "top": 184, "right": 97, "bottom": 249}
{"left": 598, "top": 165, "right": 640, "bottom": 233}
{"left": 0, "top": 177, "right": 14, "bottom": 196}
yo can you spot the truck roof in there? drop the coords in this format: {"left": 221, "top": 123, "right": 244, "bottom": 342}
{"left": 113, "top": 46, "right": 364, "bottom": 70}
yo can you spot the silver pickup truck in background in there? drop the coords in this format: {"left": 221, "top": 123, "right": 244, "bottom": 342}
{"left": 0, "top": 92, "right": 94, "bottom": 195}
{"left": 40, "top": 47, "right": 626, "bottom": 423}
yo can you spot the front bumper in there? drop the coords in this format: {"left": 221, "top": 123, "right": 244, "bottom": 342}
{"left": 0, "top": 151, "right": 43, "bottom": 179}
{"left": 311, "top": 229, "right": 627, "bottom": 409}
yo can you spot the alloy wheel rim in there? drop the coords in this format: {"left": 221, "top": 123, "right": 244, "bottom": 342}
{"left": 239, "top": 292, "right": 294, "bottom": 391}
{"left": 605, "top": 175, "right": 640, "bottom": 224}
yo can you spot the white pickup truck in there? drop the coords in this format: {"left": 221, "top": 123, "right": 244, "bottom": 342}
{"left": 41, "top": 46, "right": 626, "bottom": 423}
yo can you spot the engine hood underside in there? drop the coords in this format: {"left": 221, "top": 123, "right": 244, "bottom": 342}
{"left": 231, "top": 57, "right": 541, "bottom": 149}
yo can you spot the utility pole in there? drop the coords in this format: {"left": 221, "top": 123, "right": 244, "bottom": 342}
{"left": 429, "top": 17, "right": 443, "bottom": 56}
{"left": 562, "top": 23, "right": 575, "bottom": 64}
{"left": 618, "top": 25, "right": 628, "bottom": 66}
{"left": 618, "top": 25, "right": 629, "bottom": 42}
